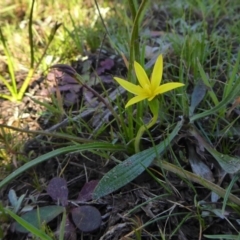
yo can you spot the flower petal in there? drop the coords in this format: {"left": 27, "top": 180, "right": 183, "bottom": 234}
{"left": 151, "top": 54, "right": 163, "bottom": 89}
{"left": 154, "top": 82, "right": 185, "bottom": 95}
{"left": 114, "top": 77, "right": 144, "bottom": 95}
{"left": 134, "top": 61, "right": 150, "bottom": 88}
{"left": 125, "top": 95, "right": 148, "bottom": 108}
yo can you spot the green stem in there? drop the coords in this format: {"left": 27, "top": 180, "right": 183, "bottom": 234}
{"left": 127, "top": 0, "right": 148, "bottom": 145}
{"left": 134, "top": 109, "right": 158, "bottom": 153}
{"left": 29, "top": 0, "right": 35, "bottom": 68}
{"left": 17, "top": 68, "right": 34, "bottom": 101}
{"left": 0, "top": 27, "right": 17, "bottom": 94}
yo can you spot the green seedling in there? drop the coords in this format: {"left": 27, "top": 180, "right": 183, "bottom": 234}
{"left": 0, "top": 0, "right": 60, "bottom": 102}
{"left": 9, "top": 177, "right": 101, "bottom": 237}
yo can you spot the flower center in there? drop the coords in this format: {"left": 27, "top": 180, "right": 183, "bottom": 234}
{"left": 144, "top": 84, "right": 153, "bottom": 96}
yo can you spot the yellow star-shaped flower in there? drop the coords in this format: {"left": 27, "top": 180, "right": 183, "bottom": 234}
{"left": 114, "top": 55, "right": 185, "bottom": 108}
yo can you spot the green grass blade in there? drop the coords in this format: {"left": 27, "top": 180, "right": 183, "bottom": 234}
{"left": 0, "top": 93, "right": 15, "bottom": 101}
{"left": 17, "top": 68, "right": 34, "bottom": 101}
{"left": 59, "top": 208, "right": 67, "bottom": 240}
{"left": 197, "top": 60, "right": 219, "bottom": 106}
{"left": 222, "top": 174, "right": 239, "bottom": 215}
{"left": 93, "top": 119, "right": 183, "bottom": 199}
{"left": 223, "top": 51, "right": 240, "bottom": 98}
{"left": 0, "top": 75, "right": 16, "bottom": 97}
{"left": 204, "top": 234, "right": 240, "bottom": 239}
{"left": 0, "top": 27, "right": 17, "bottom": 95}
{"left": 0, "top": 143, "right": 124, "bottom": 190}
{"left": 28, "top": 0, "right": 35, "bottom": 68}
{"left": 35, "top": 22, "right": 61, "bottom": 70}
{"left": 5, "top": 208, "right": 53, "bottom": 240}
{"left": 190, "top": 75, "right": 240, "bottom": 122}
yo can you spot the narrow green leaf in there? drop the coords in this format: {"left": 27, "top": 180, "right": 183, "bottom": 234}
{"left": 197, "top": 60, "right": 219, "bottom": 106}
{"left": 204, "top": 234, "right": 240, "bottom": 240}
{"left": 59, "top": 209, "right": 67, "bottom": 240}
{"left": 0, "top": 143, "right": 124, "bottom": 190}
{"left": 222, "top": 174, "right": 239, "bottom": 215}
{"left": 0, "top": 27, "right": 17, "bottom": 94}
{"left": 223, "top": 51, "right": 240, "bottom": 98}
{"left": 190, "top": 75, "right": 240, "bottom": 122}
{"left": 93, "top": 119, "right": 183, "bottom": 199}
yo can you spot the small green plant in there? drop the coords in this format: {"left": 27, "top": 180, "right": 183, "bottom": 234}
{"left": 114, "top": 54, "right": 184, "bottom": 152}
{"left": 0, "top": 0, "right": 60, "bottom": 102}
{"left": 5, "top": 177, "right": 102, "bottom": 237}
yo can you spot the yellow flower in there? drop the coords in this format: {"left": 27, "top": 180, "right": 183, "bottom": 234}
{"left": 114, "top": 55, "right": 185, "bottom": 108}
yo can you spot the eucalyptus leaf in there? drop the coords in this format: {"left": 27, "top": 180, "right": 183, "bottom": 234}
{"left": 93, "top": 119, "right": 183, "bottom": 199}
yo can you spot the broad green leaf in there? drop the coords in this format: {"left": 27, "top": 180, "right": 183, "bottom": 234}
{"left": 15, "top": 206, "right": 64, "bottom": 233}
{"left": 0, "top": 143, "right": 124, "bottom": 190}
{"left": 93, "top": 119, "right": 183, "bottom": 199}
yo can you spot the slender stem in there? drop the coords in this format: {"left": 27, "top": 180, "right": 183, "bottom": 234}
{"left": 29, "top": 0, "right": 35, "bottom": 68}
{"left": 0, "top": 75, "right": 16, "bottom": 97}
{"left": 127, "top": 0, "right": 148, "bottom": 144}
{"left": 93, "top": 0, "right": 110, "bottom": 36}
{"left": 0, "top": 27, "right": 17, "bottom": 94}
{"left": 134, "top": 110, "right": 158, "bottom": 153}
{"left": 36, "top": 23, "right": 61, "bottom": 70}
{"left": 128, "top": 0, "right": 137, "bottom": 21}
{"left": 74, "top": 74, "right": 121, "bottom": 127}
{"left": 18, "top": 68, "right": 34, "bottom": 101}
